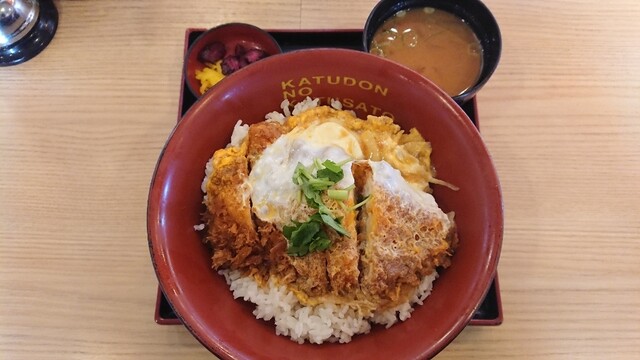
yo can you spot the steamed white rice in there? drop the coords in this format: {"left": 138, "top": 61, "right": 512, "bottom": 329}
{"left": 228, "top": 120, "right": 249, "bottom": 148}
{"left": 200, "top": 97, "right": 440, "bottom": 344}
{"left": 220, "top": 269, "right": 438, "bottom": 344}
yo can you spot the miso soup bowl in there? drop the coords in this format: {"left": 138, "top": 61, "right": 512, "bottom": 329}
{"left": 148, "top": 49, "right": 503, "bottom": 359}
{"left": 363, "top": 0, "right": 502, "bottom": 103}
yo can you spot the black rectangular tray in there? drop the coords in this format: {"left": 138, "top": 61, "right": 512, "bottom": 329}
{"left": 155, "top": 29, "right": 503, "bottom": 326}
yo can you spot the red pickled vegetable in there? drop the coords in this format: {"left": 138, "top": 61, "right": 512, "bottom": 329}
{"left": 243, "top": 48, "right": 268, "bottom": 63}
{"left": 234, "top": 43, "right": 247, "bottom": 57}
{"left": 238, "top": 57, "right": 249, "bottom": 69}
{"left": 221, "top": 55, "right": 242, "bottom": 75}
{"left": 198, "top": 42, "right": 226, "bottom": 64}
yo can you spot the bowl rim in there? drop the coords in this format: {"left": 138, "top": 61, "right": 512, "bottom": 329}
{"left": 183, "top": 22, "right": 283, "bottom": 98}
{"left": 149, "top": 48, "right": 503, "bottom": 359}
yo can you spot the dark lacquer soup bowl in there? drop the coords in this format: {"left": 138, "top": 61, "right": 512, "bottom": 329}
{"left": 148, "top": 48, "right": 502, "bottom": 360}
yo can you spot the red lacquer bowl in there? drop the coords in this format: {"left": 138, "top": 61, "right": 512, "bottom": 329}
{"left": 148, "top": 49, "right": 503, "bottom": 359}
{"left": 184, "top": 23, "right": 282, "bottom": 98}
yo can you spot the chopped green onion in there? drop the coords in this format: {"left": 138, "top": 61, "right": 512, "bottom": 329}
{"left": 285, "top": 158, "right": 357, "bottom": 256}
{"left": 308, "top": 177, "right": 334, "bottom": 190}
{"left": 317, "top": 204, "right": 333, "bottom": 216}
{"left": 327, "top": 189, "right": 349, "bottom": 201}
{"left": 351, "top": 195, "right": 372, "bottom": 211}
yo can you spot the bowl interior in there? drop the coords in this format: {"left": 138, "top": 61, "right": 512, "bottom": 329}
{"left": 149, "top": 49, "right": 502, "bottom": 359}
{"left": 363, "top": 0, "right": 502, "bottom": 103}
{"left": 184, "top": 23, "right": 282, "bottom": 98}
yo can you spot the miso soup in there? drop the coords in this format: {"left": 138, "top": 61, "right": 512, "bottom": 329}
{"left": 370, "top": 7, "right": 483, "bottom": 97}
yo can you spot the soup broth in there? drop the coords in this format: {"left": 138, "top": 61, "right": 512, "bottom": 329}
{"left": 370, "top": 7, "right": 483, "bottom": 97}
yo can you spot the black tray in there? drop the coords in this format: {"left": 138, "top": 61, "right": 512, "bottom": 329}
{"left": 155, "top": 29, "right": 503, "bottom": 326}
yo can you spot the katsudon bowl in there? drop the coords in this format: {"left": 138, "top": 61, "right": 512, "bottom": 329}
{"left": 147, "top": 49, "right": 502, "bottom": 359}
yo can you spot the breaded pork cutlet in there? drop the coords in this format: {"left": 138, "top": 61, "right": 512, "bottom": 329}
{"left": 205, "top": 121, "right": 289, "bottom": 275}
{"left": 352, "top": 161, "right": 458, "bottom": 310}
{"left": 208, "top": 119, "right": 362, "bottom": 301}
{"left": 204, "top": 145, "right": 261, "bottom": 271}
{"left": 205, "top": 117, "right": 458, "bottom": 310}
{"left": 246, "top": 121, "right": 286, "bottom": 168}
{"left": 325, "top": 191, "right": 360, "bottom": 297}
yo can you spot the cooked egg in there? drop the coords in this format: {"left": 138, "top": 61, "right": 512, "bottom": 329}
{"left": 249, "top": 121, "right": 364, "bottom": 227}
{"left": 282, "top": 106, "right": 435, "bottom": 191}
{"left": 288, "top": 121, "right": 364, "bottom": 160}
{"left": 367, "top": 160, "right": 449, "bottom": 224}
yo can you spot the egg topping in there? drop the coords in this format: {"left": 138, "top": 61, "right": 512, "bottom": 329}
{"left": 249, "top": 120, "right": 363, "bottom": 228}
